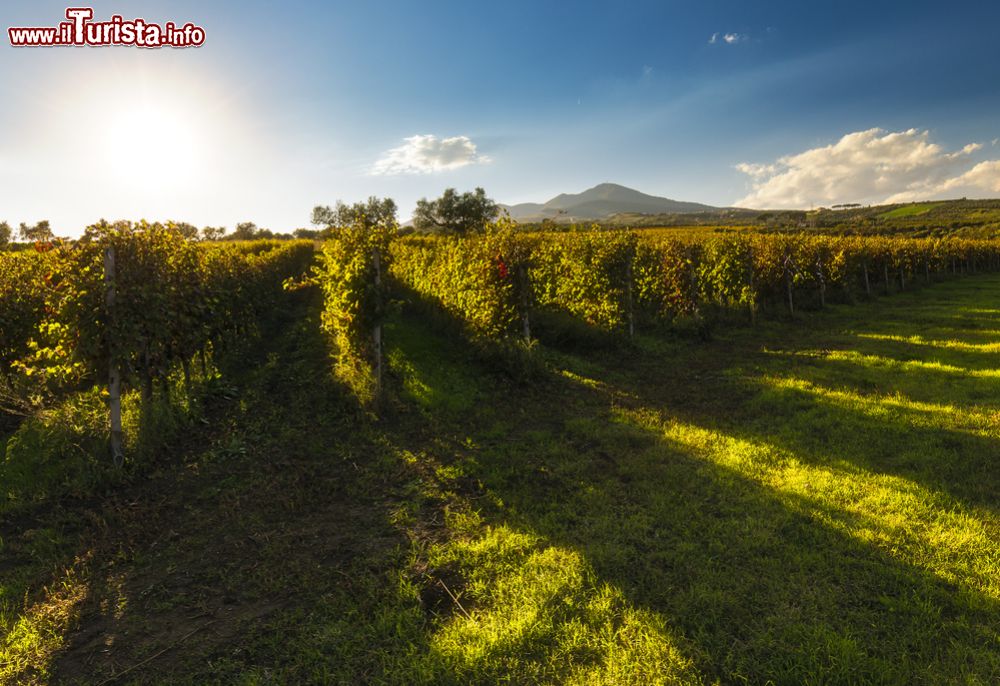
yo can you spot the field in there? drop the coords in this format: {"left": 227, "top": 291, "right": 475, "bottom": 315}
{"left": 879, "top": 202, "right": 941, "bottom": 219}
{"left": 2, "top": 226, "right": 999, "bottom": 684}
{"left": 597, "top": 198, "right": 1000, "bottom": 239}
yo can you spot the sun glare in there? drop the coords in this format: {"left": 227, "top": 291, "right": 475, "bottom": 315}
{"left": 101, "top": 100, "right": 206, "bottom": 191}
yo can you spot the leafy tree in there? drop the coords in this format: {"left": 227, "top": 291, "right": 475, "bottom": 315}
{"left": 312, "top": 197, "right": 397, "bottom": 232}
{"left": 293, "top": 227, "right": 321, "bottom": 240}
{"left": 413, "top": 187, "right": 500, "bottom": 235}
{"left": 231, "top": 222, "right": 259, "bottom": 240}
{"left": 200, "top": 226, "right": 226, "bottom": 241}
{"left": 19, "top": 220, "right": 53, "bottom": 242}
{"left": 0, "top": 221, "right": 11, "bottom": 248}
{"left": 171, "top": 222, "right": 199, "bottom": 240}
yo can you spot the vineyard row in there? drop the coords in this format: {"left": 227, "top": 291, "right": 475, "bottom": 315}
{"left": 1, "top": 222, "right": 314, "bottom": 462}
{"left": 317, "top": 226, "right": 1000, "bottom": 402}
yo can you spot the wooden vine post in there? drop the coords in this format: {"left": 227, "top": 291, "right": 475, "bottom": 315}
{"left": 140, "top": 347, "right": 153, "bottom": 406}
{"left": 517, "top": 263, "right": 532, "bottom": 343}
{"left": 372, "top": 245, "right": 383, "bottom": 403}
{"left": 625, "top": 247, "right": 635, "bottom": 339}
{"left": 103, "top": 245, "right": 125, "bottom": 468}
{"left": 687, "top": 247, "right": 702, "bottom": 324}
{"left": 784, "top": 251, "right": 794, "bottom": 315}
{"left": 862, "top": 259, "right": 872, "bottom": 298}
{"left": 816, "top": 256, "right": 826, "bottom": 309}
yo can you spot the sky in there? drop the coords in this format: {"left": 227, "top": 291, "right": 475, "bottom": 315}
{"left": 3, "top": 0, "right": 1000, "bottom": 235}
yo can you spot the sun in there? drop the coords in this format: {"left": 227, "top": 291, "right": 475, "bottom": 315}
{"left": 101, "top": 100, "right": 207, "bottom": 192}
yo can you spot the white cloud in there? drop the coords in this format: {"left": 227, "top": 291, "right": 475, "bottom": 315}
{"left": 735, "top": 128, "right": 1000, "bottom": 208}
{"left": 907, "top": 160, "right": 1000, "bottom": 198}
{"left": 734, "top": 162, "right": 777, "bottom": 179}
{"left": 710, "top": 32, "right": 746, "bottom": 45}
{"left": 371, "top": 134, "right": 490, "bottom": 175}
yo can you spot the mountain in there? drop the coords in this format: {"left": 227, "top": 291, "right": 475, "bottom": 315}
{"left": 502, "top": 183, "right": 721, "bottom": 222}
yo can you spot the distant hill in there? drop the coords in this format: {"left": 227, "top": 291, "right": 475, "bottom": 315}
{"left": 502, "top": 183, "right": 722, "bottom": 222}
{"left": 612, "top": 198, "right": 1000, "bottom": 238}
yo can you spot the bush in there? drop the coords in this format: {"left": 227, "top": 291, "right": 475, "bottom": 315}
{"left": 2, "top": 389, "right": 113, "bottom": 508}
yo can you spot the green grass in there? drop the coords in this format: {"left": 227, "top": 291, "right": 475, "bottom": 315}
{"left": 2, "top": 276, "right": 1000, "bottom": 684}
{"left": 879, "top": 202, "right": 941, "bottom": 219}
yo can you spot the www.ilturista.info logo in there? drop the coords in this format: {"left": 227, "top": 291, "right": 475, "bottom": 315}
{"left": 8, "top": 7, "right": 205, "bottom": 48}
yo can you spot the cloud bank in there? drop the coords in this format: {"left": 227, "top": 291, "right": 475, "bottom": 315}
{"left": 372, "top": 134, "right": 490, "bottom": 175}
{"left": 735, "top": 128, "right": 1000, "bottom": 208}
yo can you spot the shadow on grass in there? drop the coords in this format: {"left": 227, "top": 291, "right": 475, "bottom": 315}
{"left": 718, "top": 280, "right": 1000, "bottom": 514}
{"left": 377, "top": 279, "right": 1000, "bottom": 683}
{"left": 1, "top": 292, "right": 432, "bottom": 684}
{"left": 734, "top": 369, "right": 1000, "bottom": 510}
{"left": 9, "top": 274, "right": 999, "bottom": 684}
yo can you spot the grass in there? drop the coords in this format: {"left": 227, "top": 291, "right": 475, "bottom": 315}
{"left": 2, "top": 274, "right": 1000, "bottom": 684}
{"left": 879, "top": 203, "right": 940, "bottom": 219}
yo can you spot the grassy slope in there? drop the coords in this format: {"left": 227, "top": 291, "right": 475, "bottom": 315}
{"left": 593, "top": 198, "right": 1000, "bottom": 234}
{"left": 878, "top": 202, "right": 940, "bottom": 219}
{"left": 3, "top": 276, "right": 1000, "bottom": 684}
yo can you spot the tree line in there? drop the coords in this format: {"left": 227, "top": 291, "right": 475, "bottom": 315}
{"left": 0, "top": 219, "right": 323, "bottom": 246}
{"left": 1, "top": 187, "right": 501, "bottom": 250}
{"left": 311, "top": 187, "right": 501, "bottom": 236}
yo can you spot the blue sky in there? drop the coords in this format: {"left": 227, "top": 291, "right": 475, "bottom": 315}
{"left": 3, "top": 0, "right": 1000, "bottom": 234}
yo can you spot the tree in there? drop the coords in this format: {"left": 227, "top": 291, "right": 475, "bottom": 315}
{"left": 312, "top": 196, "right": 397, "bottom": 232}
{"left": 171, "top": 222, "right": 199, "bottom": 240}
{"left": 19, "top": 220, "right": 53, "bottom": 242}
{"left": 293, "top": 227, "right": 321, "bottom": 240}
{"left": 200, "top": 226, "right": 226, "bottom": 241}
{"left": 231, "top": 222, "right": 259, "bottom": 240}
{"left": 413, "top": 187, "right": 499, "bottom": 235}
{"left": 0, "top": 221, "right": 11, "bottom": 248}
